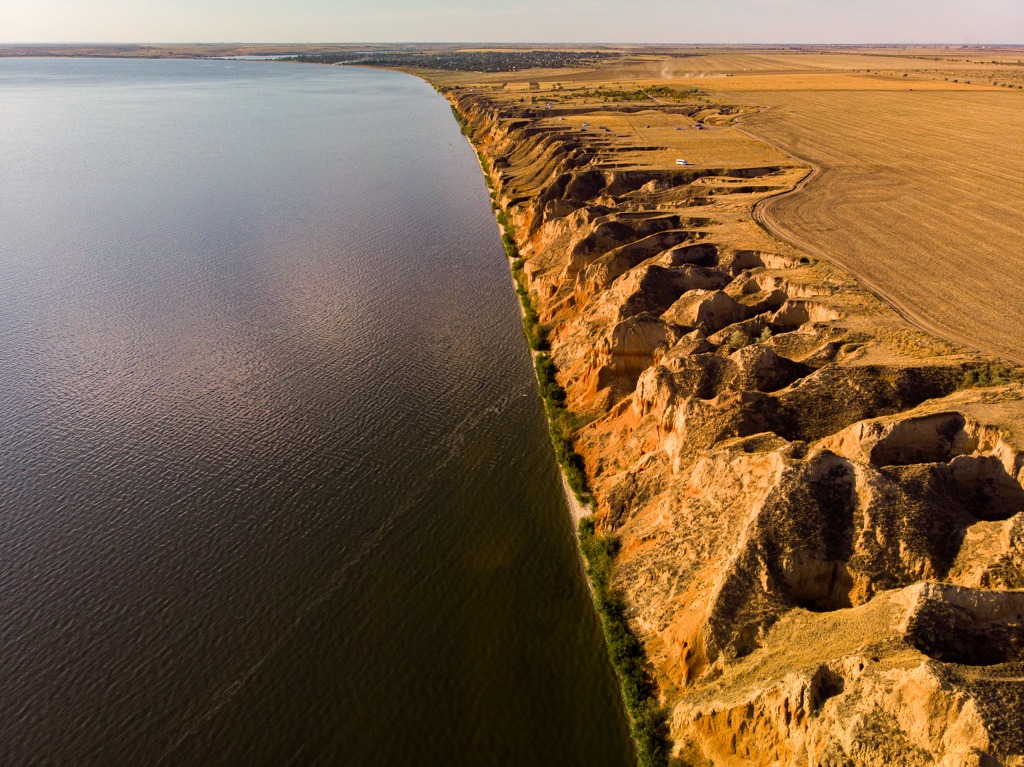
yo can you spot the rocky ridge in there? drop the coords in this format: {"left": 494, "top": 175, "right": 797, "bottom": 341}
{"left": 449, "top": 88, "right": 1024, "bottom": 766}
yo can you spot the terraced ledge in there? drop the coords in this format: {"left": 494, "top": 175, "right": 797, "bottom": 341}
{"left": 468, "top": 105, "right": 669, "bottom": 766}
{"left": 443, "top": 85, "right": 1024, "bottom": 767}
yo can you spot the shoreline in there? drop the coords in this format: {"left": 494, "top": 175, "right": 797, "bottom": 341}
{"left": 468, "top": 139, "right": 596, "bottom": 533}
{"left": 558, "top": 472, "right": 591, "bottom": 527}
{"left": 437, "top": 67, "right": 1024, "bottom": 766}
{"left": 457, "top": 98, "right": 670, "bottom": 767}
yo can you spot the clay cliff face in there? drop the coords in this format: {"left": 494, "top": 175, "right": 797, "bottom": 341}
{"left": 450, "top": 89, "right": 1024, "bottom": 766}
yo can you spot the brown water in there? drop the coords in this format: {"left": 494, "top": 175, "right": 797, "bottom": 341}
{"left": 0, "top": 58, "right": 633, "bottom": 766}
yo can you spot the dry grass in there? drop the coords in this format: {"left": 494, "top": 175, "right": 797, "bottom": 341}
{"left": 675, "top": 72, "right": 996, "bottom": 91}
{"left": 726, "top": 87, "right": 1024, "bottom": 363}
{"left": 429, "top": 47, "right": 1024, "bottom": 363}
{"left": 534, "top": 109, "right": 795, "bottom": 171}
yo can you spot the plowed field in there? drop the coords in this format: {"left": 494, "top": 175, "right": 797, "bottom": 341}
{"left": 730, "top": 89, "right": 1024, "bottom": 362}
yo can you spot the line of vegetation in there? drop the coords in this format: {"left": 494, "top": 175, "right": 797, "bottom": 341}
{"left": 451, "top": 105, "right": 474, "bottom": 140}
{"left": 574, "top": 85, "right": 703, "bottom": 102}
{"left": 505, "top": 203, "right": 673, "bottom": 761}
{"left": 287, "top": 49, "right": 614, "bottom": 72}
{"left": 451, "top": 99, "right": 672, "bottom": 764}
{"left": 579, "top": 518, "right": 674, "bottom": 767}
{"left": 961, "top": 362, "right": 1024, "bottom": 388}
{"left": 500, "top": 212, "right": 591, "bottom": 502}
{"left": 533, "top": 352, "right": 592, "bottom": 502}
{"left": 476, "top": 150, "right": 500, "bottom": 207}
{"left": 473, "top": 144, "right": 594, "bottom": 502}
{"left": 727, "top": 326, "right": 773, "bottom": 350}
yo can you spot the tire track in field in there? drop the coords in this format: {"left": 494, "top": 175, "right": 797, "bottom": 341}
{"left": 731, "top": 91, "right": 1024, "bottom": 366}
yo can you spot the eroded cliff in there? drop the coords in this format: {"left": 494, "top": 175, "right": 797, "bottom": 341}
{"left": 448, "top": 86, "right": 1024, "bottom": 767}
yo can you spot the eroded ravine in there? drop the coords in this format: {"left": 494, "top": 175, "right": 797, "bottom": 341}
{"left": 444, "top": 83, "right": 1024, "bottom": 767}
{"left": 731, "top": 89, "right": 1024, "bottom": 367}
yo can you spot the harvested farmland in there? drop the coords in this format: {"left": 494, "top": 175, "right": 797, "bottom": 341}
{"left": 730, "top": 88, "right": 1024, "bottom": 364}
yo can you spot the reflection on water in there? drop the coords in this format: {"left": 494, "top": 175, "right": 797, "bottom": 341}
{"left": 0, "top": 58, "right": 632, "bottom": 765}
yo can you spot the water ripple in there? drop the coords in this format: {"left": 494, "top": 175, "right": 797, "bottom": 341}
{"left": 0, "top": 58, "right": 632, "bottom": 767}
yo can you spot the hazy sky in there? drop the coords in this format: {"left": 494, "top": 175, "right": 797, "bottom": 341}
{"left": 2, "top": 0, "right": 1021, "bottom": 44}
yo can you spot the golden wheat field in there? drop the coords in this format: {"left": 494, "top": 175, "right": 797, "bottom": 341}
{"left": 725, "top": 87, "right": 1024, "bottom": 363}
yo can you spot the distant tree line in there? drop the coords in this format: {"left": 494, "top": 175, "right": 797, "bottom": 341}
{"left": 573, "top": 85, "right": 704, "bottom": 102}
{"left": 287, "top": 50, "right": 615, "bottom": 72}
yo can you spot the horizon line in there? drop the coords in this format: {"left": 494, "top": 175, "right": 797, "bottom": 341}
{"left": 2, "top": 41, "right": 1024, "bottom": 48}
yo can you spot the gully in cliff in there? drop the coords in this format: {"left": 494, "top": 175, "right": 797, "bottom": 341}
{"left": 453, "top": 96, "right": 674, "bottom": 767}
{"left": 435, "top": 59, "right": 1024, "bottom": 766}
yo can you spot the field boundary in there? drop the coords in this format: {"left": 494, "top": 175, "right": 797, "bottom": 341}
{"left": 734, "top": 118, "right": 1024, "bottom": 367}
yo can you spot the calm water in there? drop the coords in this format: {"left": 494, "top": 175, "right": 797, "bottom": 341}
{"left": 0, "top": 58, "right": 632, "bottom": 766}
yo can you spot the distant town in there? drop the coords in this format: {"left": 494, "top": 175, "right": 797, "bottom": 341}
{"left": 287, "top": 49, "right": 618, "bottom": 72}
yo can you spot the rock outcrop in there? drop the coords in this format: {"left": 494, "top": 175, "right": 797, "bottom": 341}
{"left": 447, "top": 87, "right": 1024, "bottom": 766}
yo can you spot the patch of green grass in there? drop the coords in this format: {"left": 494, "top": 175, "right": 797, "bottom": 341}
{"left": 496, "top": 209, "right": 519, "bottom": 258}
{"left": 476, "top": 150, "right": 492, "bottom": 179}
{"left": 450, "top": 104, "right": 474, "bottom": 140}
{"left": 579, "top": 518, "right": 673, "bottom": 767}
{"left": 727, "top": 329, "right": 751, "bottom": 350}
{"left": 960, "top": 363, "right": 1024, "bottom": 389}
{"left": 511, "top": 273, "right": 543, "bottom": 347}
{"left": 575, "top": 85, "right": 703, "bottom": 103}
{"left": 533, "top": 352, "right": 594, "bottom": 500}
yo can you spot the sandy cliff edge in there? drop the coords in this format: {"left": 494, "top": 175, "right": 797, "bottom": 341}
{"left": 442, "top": 81, "right": 1024, "bottom": 767}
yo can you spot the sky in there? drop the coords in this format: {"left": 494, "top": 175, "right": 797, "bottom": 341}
{"left": 1, "top": 0, "right": 1022, "bottom": 45}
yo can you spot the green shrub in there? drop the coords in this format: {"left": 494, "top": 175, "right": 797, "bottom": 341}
{"left": 579, "top": 520, "right": 672, "bottom": 767}
{"left": 575, "top": 85, "right": 702, "bottom": 103}
{"left": 522, "top": 317, "right": 547, "bottom": 351}
{"left": 961, "top": 363, "right": 1024, "bottom": 389}
{"left": 450, "top": 104, "right": 474, "bottom": 139}
{"left": 727, "top": 329, "right": 751, "bottom": 350}
{"left": 501, "top": 232, "right": 518, "bottom": 259}
{"left": 531, "top": 352, "right": 589, "bottom": 500}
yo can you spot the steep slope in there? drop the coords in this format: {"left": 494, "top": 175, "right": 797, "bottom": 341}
{"left": 448, "top": 85, "right": 1024, "bottom": 767}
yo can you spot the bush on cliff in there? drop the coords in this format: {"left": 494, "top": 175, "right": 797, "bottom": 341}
{"left": 533, "top": 352, "right": 590, "bottom": 500}
{"left": 450, "top": 104, "right": 474, "bottom": 139}
{"left": 502, "top": 232, "right": 518, "bottom": 259}
{"left": 579, "top": 518, "right": 673, "bottom": 767}
{"left": 961, "top": 362, "right": 1024, "bottom": 388}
